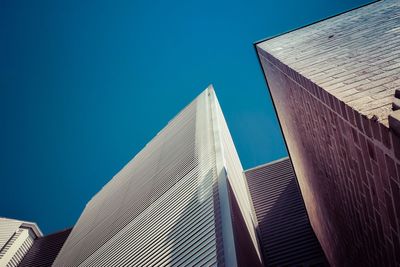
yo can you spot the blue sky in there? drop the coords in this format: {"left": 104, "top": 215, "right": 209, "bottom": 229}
{"left": 0, "top": 0, "right": 371, "bottom": 234}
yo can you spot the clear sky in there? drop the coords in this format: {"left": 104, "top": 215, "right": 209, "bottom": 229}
{"left": 0, "top": 0, "right": 372, "bottom": 234}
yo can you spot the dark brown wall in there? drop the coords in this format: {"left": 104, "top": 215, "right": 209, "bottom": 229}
{"left": 18, "top": 228, "right": 71, "bottom": 267}
{"left": 227, "top": 180, "right": 263, "bottom": 267}
{"left": 258, "top": 49, "right": 400, "bottom": 267}
{"left": 245, "top": 158, "right": 327, "bottom": 267}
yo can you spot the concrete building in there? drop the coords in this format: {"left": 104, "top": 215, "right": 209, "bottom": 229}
{"left": 53, "top": 86, "right": 263, "bottom": 266}
{"left": 245, "top": 158, "right": 327, "bottom": 266}
{"left": 0, "top": 218, "right": 42, "bottom": 267}
{"left": 256, "top": 0, "right": 400, "bottom": 266}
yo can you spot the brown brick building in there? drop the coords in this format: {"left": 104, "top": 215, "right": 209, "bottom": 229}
{"left": 256, "top": 0, "right": 400, "bottom": 266}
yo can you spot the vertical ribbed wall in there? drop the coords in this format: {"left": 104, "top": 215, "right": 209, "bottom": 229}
{"left": 245, "top": 158, "right": 327, "bottom": 266}
{"left": 54, "top": 87, "right": 259, "bottom": 266}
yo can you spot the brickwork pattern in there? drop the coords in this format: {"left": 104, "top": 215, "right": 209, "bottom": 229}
{"left": 257, "top": 49, "right": 400, "bottom": 266}
{"left": 257, "top": 0, "right": 400, "bottom": 126}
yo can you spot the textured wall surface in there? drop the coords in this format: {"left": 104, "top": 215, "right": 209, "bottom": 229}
{"left": 257, "top": 0, "right": 400, "bottom": 266}
{"left": 245, "top": 158, "right": 327, "bottom": 267}
{"left": 53, "top": 87, "right": 261, "bottom": 266}
{"left": 18, "top": 228, "right": 71, "bottom": 267}
{"left": 258, "top": 0, "right": 400, "bottom": 126}
{"left": 0, "top": 218, "right": 42, "bottom": 267}
{"left": 0, "top": 218, "right": 23, "bottom": 252}
{"left": 211, "top": 91, "right": 262, "bottom": 264}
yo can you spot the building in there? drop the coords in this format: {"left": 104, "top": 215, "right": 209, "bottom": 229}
{"left": 256, "top": 0, "right": 400, "bottom": 266}
{"left": 0, "top": 218, "right": 70, "bottom": 267}
{"left": 245, "top": 158, "right": 327, "bottom": 266}
{"left": 1, "top": 87, "right": 329, "bottom": 266}
{"left": 0, "top": 218, "right": 42, "bottom": 266}
{"left": 53, "top": 86, "right": 264, "bottom": 267}
{"left": 17, "top": 228, "right": 71, "bottom": 267}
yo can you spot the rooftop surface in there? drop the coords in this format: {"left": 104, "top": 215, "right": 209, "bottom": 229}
{"left": 257, "top": 0, "right": 400, "bottom": 126}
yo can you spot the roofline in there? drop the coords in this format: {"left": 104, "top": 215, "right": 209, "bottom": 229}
{"left": 253, "top": 0, "right": 380, "bottom": 46}
{"left": 1, "top": 217, "right": 43, "bottom": 237}
{"left": 244, "top": 157, "right": 289, "bottom": 173}
{"left": 42, "top": 227, "right": 73, "bottom": 237}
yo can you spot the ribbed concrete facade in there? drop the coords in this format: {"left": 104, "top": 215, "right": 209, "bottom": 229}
{"left": 257, "top": 0, "right": 400, "bottom": 266}
{"left": 53, "top": 86, "right": 262, "bottom": 267}
{"left": 0, "top": 218, "right": 42, "bottom": 267}
{"left": 245, "top": 158, "right": 326, "bottom": 267}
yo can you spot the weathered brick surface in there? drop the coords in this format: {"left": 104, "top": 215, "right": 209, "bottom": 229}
{"left": 258, "top": 0, "right": 400, "bottom": 126}
{"left": 256, "top": 1, "right": 400, "bottom": 266}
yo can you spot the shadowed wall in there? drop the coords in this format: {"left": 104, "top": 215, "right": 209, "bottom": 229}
{"left": 245, "top": 158, "right": 326, "bottom": 266}
{"left": 257, "top": 1, "right": 400, "bottom": 265}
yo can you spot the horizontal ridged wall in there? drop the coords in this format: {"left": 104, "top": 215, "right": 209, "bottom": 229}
{"left": 53, "top": 89, "right": 221, "bottom": 266}
{"left": 245, "top": 158, "right": 327, "bottom": 267}
{"left": 6, "top": 229, "right": 35, "bottom": 267}
{"left": 0, "top": 218, "right": 23, "bottom": 252}
{"left": 18, "top": 228, "right": 71, "bottom": 267}
{"left": 0, "top": 218, "right": 41, "bottom": 267}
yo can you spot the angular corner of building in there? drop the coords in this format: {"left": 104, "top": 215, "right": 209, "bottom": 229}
{"left": 52, "top": 86, "right": 263, "bottom": 267}
{"left": 208, "top": 88, "right": 264, "bottom": 267}
{"left": 257, "top": 0, "right": 400, "bottom": 125}
{"left": 256, "top": 0, "right": 400, "bottom": 266}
